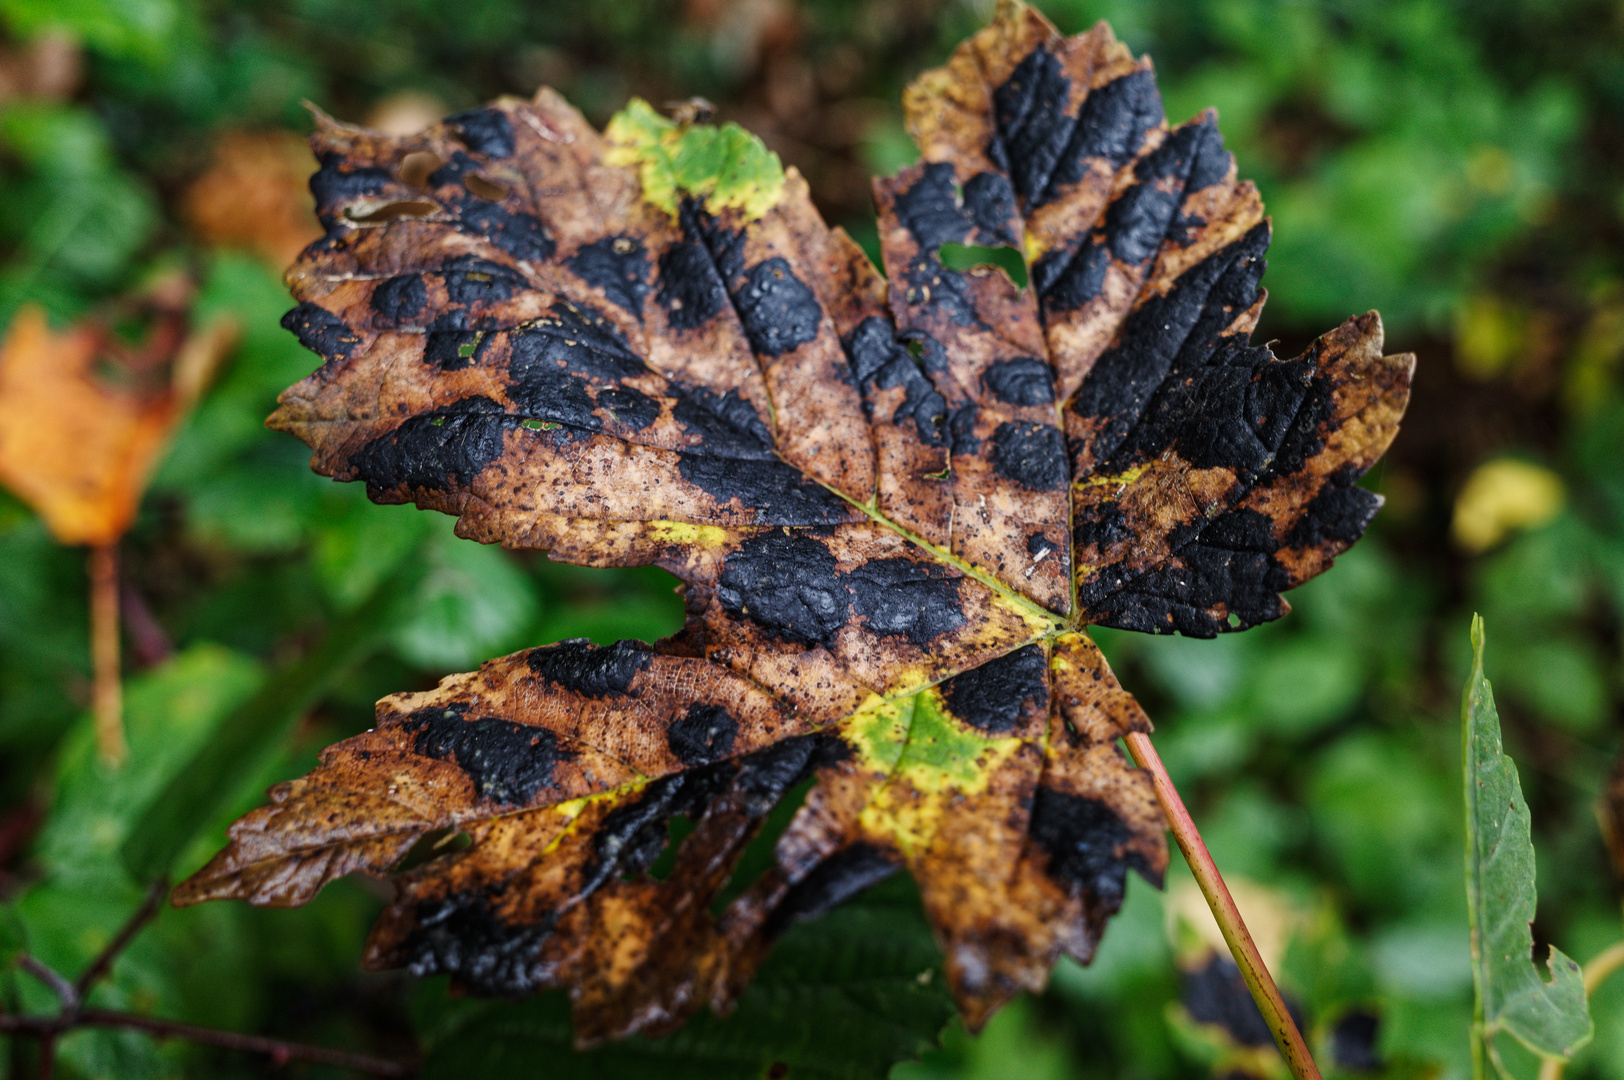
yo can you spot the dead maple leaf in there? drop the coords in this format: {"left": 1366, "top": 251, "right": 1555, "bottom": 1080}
{"left": 0, "top": 288, "right": 236, "bottom": 761}
{"left": 0, "top": 296, "right": 230, "bottom": 547}
{"left": 176, "top": 0, "right": 1414, "bottom": 1044}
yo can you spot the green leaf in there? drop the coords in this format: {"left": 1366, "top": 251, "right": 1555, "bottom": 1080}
{"left": 1463, "top": 615, "right": 1592, "bottom": 1076}
{"left": 418, "top": 889, "right": 954, "bottom": 1080}
{"left": 119, "top": 551, "right": 430, "bottom": 882}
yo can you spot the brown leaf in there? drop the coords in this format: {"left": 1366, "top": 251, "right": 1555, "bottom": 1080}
{"left": 177, "top": 0, "right": 1413, "bottom": 1045}
{"left": 0, "top": 300, "right": 234, "bottom": 546}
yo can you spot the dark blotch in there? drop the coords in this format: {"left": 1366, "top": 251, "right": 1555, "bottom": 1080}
{"left": 845, "top": 556, "right": 965, "bottom": 647}
{"left": 444, "top": 255, "right": 524, "bottom": 306}
{"left": 406, "top": 705, "right": 572, "bottom": 805}
{"left": 447, "top": 107, "right": 516, "bottom": 158}
{"left": 667, "top": 702, "right": 739, "bottom": 766}
{"left": 677, "top": 455, "right": 858, "bottom": 525}
{"left": 983, "top": 356, "right": 1054, "bottom": 406}
{"left": 422, "top": 330, "right": 493, "bottom": 371}
{"left": 990, "top": 421, "right": 1067, "bottom": 490}
{"left": 716, "top": 532, "right": 848, "bottom": 646}
{"left": 281, "top": 301, "right": 361, "bottom": 360}
{"left": 1033, "top": 234, "right": 1112, "bottom": 312}
{"left": 1061, "top": 69, "right": 1164, "bottom": 178}
{"left": 1184, "top": 954, "right": 1308, "bottom": 1049}
{"left": 568, "top": 236, "right": 651, "bottom": 318}
{"left": 990, "top": 48, "right": 1075, "bottom": 206}
{"left": 735, "top": 257, "right": 822, "bottom": 357}
{"left": 764, "top": 843, "right": 901, "bottom": 938}
{"left": 596, "top": 385, "right": 659, "bottom": 431}
{"left": 892, "top": 162, "right": 971, "bottom": 249}
{"left": 671, "top": 385, "right": 776, "bottom": 458}
{"left": 525, "top": 638, "right": 653, "bottom": 698}
{"left": 1331, "top": 1011, "right": 1382, "bottom": 1073}
{"left": 370, "top": 274, "right": 428, "bottom": 324}
{"left": 940, "top": 644, "right": 1048, "bottom": 734}
{"left": 350, "top": 396, "right": 512, "bottom": 493}
{"left": 1029, "top": 787, "right": 1159, "bottom": 907}
{"left": 657, "top": 239, "right": 727, "bottom": 330}
{"left": 961, "top": 171, "right": 1019, "bottom": 246}
{"left": 402, "top": 890, "right": 555, "bottom": 994}
{"left": 843, "top": 317, "right": 946, "bottom": 446}
{"left": 457, "top": 201, "right": 555, "bottom": 263}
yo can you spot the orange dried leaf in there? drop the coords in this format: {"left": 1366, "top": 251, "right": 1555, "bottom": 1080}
{"left": 183, "top": 130, "right": 325, "bottom": 270}
{"left": 178, "top": 0, "right": 1413, "bottom": 1047}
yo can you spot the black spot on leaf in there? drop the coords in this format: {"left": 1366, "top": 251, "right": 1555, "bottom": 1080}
{"left": 422, "top": 330, "right": 493, "bottom": 371}
{"left": 281, "top": 302, "right": 362, "bottom": 359}
{"left": 940, "top": 644, "right": 1048, "bottom": 733}
{"left": 447, "top": 107, "right": 516, "bottom": 158}
{"left": 735, "top": 257, "right": 822, "bottom": 356}
{"left": 350, "top": 396, "right": 513, "bottom": 493}
{"left": 843, "top": 317, "right": 947, "bottom": 446}
{"left": 667, "top": 703, "right": 739, "bottom": 765}
{"left": 717, "top": 532, "right": 848, "bottom": 646}
{"left": 444, "top": 256, "right": 524, "bottom": 305}
{"left": 596, "top": 385, "right": 659, "bottom": 431}
{"left": 990, "top": 421, "right": 1067, "bottom": 490}
{"left": 525, "top": 638, "right": 653, "bottom": 698}
{"left": 671, "top": 386, "right": 776, "bottom": 458}
{"left": 961, "top": 171, "right": 1019, "bottom": 246}
{"left": 370, "top": 275, "right": 428, "bottom": 324}
{"left": 457, "top": 201, "right": 555, "bottom": 263}
{"left": 569, "top": 236, "right": 651, "bottom": 317}
{"left": 845, "top": 557, "right": 965, "bottom": 646}
{"left": 677, "top": 455, "right": 858, "bottom": 525}
{"left": 982, "top": 356, "right": 1054, "bottom": 406}
{"left": 405, "top": 705, "right": 574, "bottom": 805}
{"left": 1029, "top": 787, "right": 1159, "bottom": 907}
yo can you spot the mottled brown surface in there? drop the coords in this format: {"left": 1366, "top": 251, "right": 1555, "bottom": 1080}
{"left": 179, "top": 0, "right": 1412, "bottom": 1045}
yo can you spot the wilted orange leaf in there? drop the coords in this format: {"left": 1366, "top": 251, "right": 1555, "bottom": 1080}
{"left": 183, "top": 130, "right": 325, "bottom": 270}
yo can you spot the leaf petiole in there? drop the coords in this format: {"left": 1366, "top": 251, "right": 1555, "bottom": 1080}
{"left": 1124, "top": 730, "right": 1323, "bottom": 1080}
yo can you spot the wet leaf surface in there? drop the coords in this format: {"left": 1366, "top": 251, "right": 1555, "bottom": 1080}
{"left": 177, "top": 0, "right": 1412, "bottom": 1045}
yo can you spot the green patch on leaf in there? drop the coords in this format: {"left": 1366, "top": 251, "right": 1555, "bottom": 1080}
{"left": 605, "top": 98, "right": 784, "bottom": 220}
{"left": 1463, "top": 615, "right": 1592, "bottom": 1076}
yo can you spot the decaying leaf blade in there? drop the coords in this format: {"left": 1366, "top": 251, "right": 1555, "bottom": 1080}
{"left": 180, "top": 0, "right": 1414, "bottom": 1047}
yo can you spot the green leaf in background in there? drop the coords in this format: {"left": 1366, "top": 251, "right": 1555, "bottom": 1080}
{"left": 1463, "top": 615, "right": 1592, "bottom": 1078}
{"left": 119, "top": 550, "right": 430, "bottom": 883}
{"left": 417, "top": 885, "right": 954, "bottom": 1080}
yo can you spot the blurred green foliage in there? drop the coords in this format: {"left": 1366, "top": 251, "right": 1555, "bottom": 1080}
{"left": 2, "top": 0, "right": 1623, "bottom": 1077}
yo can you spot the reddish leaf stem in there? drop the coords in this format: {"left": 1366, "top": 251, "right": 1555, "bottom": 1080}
{"left": 1124, "top": 730, "right": 1322, "bottom": 1080}
{"left": 88, "top": 544, "right": 125, "bottom": 765}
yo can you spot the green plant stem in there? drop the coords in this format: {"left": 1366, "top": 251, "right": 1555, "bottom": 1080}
{"left": 1536, "top": 939, "right": 1624, "bottom": 1080}
{"left": 1124, "top": 730, "right": 1323, "bottom": 1080}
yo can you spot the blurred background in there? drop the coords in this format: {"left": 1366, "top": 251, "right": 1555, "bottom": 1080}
{"left": 1, "top": 0, "right": 1622, "bottom": 1077}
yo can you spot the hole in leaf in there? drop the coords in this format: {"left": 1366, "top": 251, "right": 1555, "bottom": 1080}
{"left": 709, "top": 775, "right": 817, "bottom": 914}
{"left": 939, "top": 243, "right": 1028, "bottom": 288}
{"left": 904, "top": 338, "right": 924, "bottom": 361}
{"left": 521, "top": 418, "right": 560, "bottom": 431}
{"left": 463, "top": 174, "right": 508, "bottom": 200}
{"left": 346, "top": 200, "right": 440, "bottom": 224}
{"left": 645, "top": 814, "right": 696, "bottom": 881}
{"left": 1227, "top": 612, "right": 1242, "bottom": 628}
{"left": 398, "top": 151, "right": 446, "bottom": 189}
{"left": 392, "top": 828, "right": 472, "bottom": 873}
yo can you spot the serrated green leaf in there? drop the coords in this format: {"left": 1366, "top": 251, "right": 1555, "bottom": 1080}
{"left": 119, "top": 551, "right": 430, "bottom": 882}
{"left": 418, "top": 892, "right": 953, "bottom": 1080}
{"left": 1464, "top": 615, "right": 1592, "bottom": 1075}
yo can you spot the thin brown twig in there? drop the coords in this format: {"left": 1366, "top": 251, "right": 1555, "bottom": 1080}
{"left": 74, "top": 879, "right": 167, "bottom": 999}
{"left": 88, "top": 544, "right": 126, "bottom": 765}
{"left": 0, "top": 1009, "right": 409, "bottom": 1076}
{"left": 1124, "top": 730, "right": 1323, "bottom": 1080}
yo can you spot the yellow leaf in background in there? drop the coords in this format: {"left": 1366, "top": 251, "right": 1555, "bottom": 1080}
{"left": 0, "top": 303, "right": 235, "bottom": 547}
{"left": 1452, "top": 458, "right": 1565, "bottom": 554}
